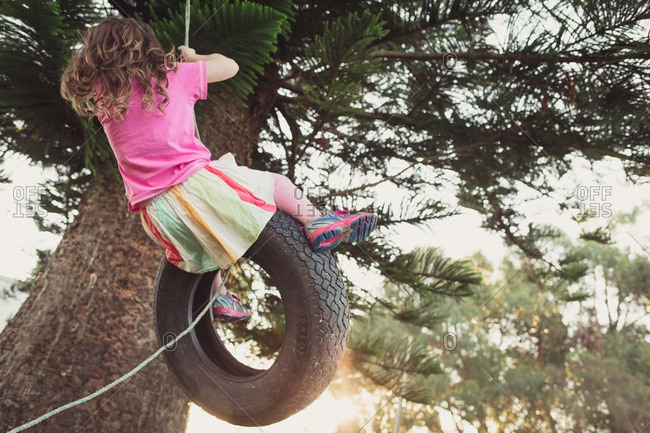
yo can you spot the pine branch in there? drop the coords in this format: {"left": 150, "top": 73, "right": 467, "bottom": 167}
{"left": 275, "top": 89, "right": 427, "bottom": 128}
{"left": 325, "top": 161, "right": 419, "bottom": 198}
{"left": 373, "top": 49, "right": 650, "bottom": 64}
{"left": 274, "top": 101, "right": 302, "bottom": 180}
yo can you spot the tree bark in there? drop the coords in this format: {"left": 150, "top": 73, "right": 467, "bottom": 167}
{"left": 195, "top": 83, "right": 277, "bottom": 165}
{"left": 0, "top": 79, "right": 279, "bottom": 432}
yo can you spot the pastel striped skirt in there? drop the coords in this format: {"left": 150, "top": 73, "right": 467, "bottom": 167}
{"left": 139, "top": 153, "right": 277, "bottom": 274}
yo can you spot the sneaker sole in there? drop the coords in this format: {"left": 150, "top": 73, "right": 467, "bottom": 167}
{"left": 311, "top": 229, "right": 345, "bottom": 253}
{"left": 213, "top": 307, "right": 251, "bottom": 323}
{"left": 340, "top": 214, "right": 378, "bottom": 243}
{"left": 213, "top": 314, "right": 250, "bottom": 324}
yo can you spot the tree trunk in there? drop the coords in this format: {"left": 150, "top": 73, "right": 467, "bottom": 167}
{"left": 0, "top": 169, "right": 189, "bottom": 432}
{"left": 0, "top": 80, "right": 278, "bottom": 432}
{"left": 196, "top": 82, "right": 278, "bottom": 166}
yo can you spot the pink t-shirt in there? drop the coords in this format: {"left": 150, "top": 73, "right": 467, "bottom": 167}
{"left": 97, "top": 61, "right": 210, "bottom": 212}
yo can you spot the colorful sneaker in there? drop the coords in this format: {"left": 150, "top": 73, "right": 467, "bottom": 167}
{"left": 211, "top": 290, "right": 251, "bottom": 323}
{"left": 304, "top": 210, "right": 378, "bottom": 253}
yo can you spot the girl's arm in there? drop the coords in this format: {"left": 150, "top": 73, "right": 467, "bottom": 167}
{"left": 178, "top": 45, "right": 239, "bottom": 83}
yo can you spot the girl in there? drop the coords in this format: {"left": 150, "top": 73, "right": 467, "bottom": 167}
{"left": 60, "top": 17, "right": 377, "bottom": 323}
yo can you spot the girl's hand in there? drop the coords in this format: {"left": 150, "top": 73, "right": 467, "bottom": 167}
{"left": 178, "top": 45, "right": 196, "bottom": 62}
{"left": 176, "top": 47, "right": 239, "bottom": 82}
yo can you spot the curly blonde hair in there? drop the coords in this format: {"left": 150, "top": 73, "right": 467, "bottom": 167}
{"left": 60, "top": 17, "right": 178, "bottom": 122}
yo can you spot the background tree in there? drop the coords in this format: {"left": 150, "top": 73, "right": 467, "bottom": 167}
{"left": 324, "top": 215, "right": 648, "bottom": 432}
{"left": 1, "top": 0, "right": 649, "bottom": 431}
{"left": 427, "top": 221, "right": 650, "bottom": 433}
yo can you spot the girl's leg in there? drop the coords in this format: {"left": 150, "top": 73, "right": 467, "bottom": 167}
{"left": 271, "top": 173, "right": 323, "bottom": 225}
{"left": 270, "top": 172, "right": 378, "bottom": 253}
{"left": 210, "top": 269, "right": 227, "bottom": 295}
{"left": 210, "top": 269, "right": 251, "bottom": 322}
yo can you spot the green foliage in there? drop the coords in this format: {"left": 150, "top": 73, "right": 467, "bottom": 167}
{"left": 385, "top": 247, "right": 481, "bottom": 299}
{"left": 349, "top": 315, "right": 443, "bottom": 404}
{"left": 580, "top": 226, "right": 613, "bottom": 244}
{"left": 558, "top": 250, "right": 590, "bottom": 282}
{"left": 147, "top": 0, "right": 289, "bottom": 107}
{"left": 246, "top": 0, "right": 294, "bottom": 36}
{"left": 342, "top": 215, "right": 648, "bottom": 431}
{"left": 301, "top": 10, "right": 389, "bottom": 119}
{"left": 346, "top": 246, "right": 480, "bottom": 405}
{"left": 0, "top": 0, "right": 109, "bottom": 172}
{"left": 428, "top": 228, "right": 650, "bottom": 432}
{"left": 3, "top": 0, "right": 649, "bottom": 247}
{"left": 0, "top": 0, "right": 110, "bottom": 231}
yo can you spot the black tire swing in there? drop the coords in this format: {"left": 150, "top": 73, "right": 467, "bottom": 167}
{"left": 5, "top": 220, "right": 346, "bottom": 432}
{"left": 153, "top": 212, "right": 349, "bottom": 426}
{"left": 153, "top": 4, "right": 349, "bottom": 425}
